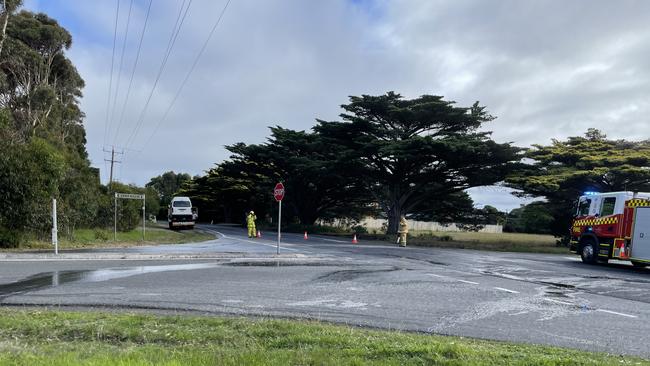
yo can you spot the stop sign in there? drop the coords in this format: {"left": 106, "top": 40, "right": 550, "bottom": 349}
{"left": 274, "top": 183, "right": 285, "bottom": 202}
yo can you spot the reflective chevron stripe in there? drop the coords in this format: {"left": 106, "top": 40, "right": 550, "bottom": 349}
{"left": 626, "top": 199, "right": 650, "bottom": 208}
{"left": 573, "top": 216, "right": 618, "bottom": 227}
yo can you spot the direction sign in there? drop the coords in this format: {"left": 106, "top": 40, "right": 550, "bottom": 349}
{"left": 274, "top": 183, "right": 285, "bottom": 202}
{"left": 115, "top": 193, "right": 145, "bottom": 200}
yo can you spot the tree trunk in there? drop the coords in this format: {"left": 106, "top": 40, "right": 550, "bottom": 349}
{"left": 386, "top": 204, "right": 402, "bottom": 234}
{"left": 0, "top": 0, "right": 8, "bottom": 57}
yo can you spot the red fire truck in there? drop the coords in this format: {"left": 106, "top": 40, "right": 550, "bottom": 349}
{"left": 570, "top": 191, "right": 650, "bottom": 266}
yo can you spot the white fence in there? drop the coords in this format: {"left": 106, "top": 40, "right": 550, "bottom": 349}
{"left": 322, "top": 218, "right": 503, "bottom": 234}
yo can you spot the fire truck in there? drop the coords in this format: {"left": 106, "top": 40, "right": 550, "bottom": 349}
{"left": 570, "top": 191, "right": 650, "bottom": 267}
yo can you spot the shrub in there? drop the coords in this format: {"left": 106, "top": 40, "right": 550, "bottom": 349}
{"left": 0, "top": 227, "right": 21, "bottom": 248}
{"left": 352, "top": 225, "right": 368, "bottom": 234}
{"left": 94, "top": 229, "right": 109, "bottom": 241}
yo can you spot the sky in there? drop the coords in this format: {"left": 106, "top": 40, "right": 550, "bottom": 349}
{"left": 21, "top": 0, "right": 650, "bottom": 211}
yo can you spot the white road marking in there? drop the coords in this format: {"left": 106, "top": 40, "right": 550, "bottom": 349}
{"left": 596, "top": 309, "right": 638, "bottom": 318}
{"left": 319, "top": 238, "right": 348, "bottom": 243}
{"left": 493, "top": 287, "right": 520, "bottom": 294}
{"left": 216, "top": 231, "right": 301, "bottom": 252}
{"left": 426, "top": 273, "right": 446, "bottom": 278}
{"left": 457, "top": 279, "right": 479, "bottom": 285}
{"left": 543, "top": 298, "right": 573, "bottom": 306}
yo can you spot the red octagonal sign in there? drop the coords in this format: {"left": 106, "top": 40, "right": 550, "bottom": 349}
{"left": 274, "top": 183, "right": 285, "bottom": 202}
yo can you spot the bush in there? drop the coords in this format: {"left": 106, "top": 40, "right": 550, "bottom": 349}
{"left": 0, "top": 227, "right": 21, "bottom": 248}
{"left": 94, "top": 229, "right": 108, "bottom": 241}
{"left": 351, "top": 225, "right": 368, "bottom": 234}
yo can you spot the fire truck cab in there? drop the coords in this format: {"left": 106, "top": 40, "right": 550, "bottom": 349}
{"left": 571, "top": 191, "right": 650, "bottom": 267}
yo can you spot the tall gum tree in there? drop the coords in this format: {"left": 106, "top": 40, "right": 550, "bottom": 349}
{"left": 315, "top": 92, "right": 520, "bottom": 234}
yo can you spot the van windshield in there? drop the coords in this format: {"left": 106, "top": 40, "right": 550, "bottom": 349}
{"left": 173, "top": 201, "right": 191, "bottom": 207}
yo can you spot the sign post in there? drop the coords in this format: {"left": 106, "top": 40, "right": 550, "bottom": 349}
{"left": 52, "top": 199, "right": 58, "bottom": 255}
{"left": 274, "top": 183, "right": 285, "bottom": 255}
{"left": 114, "top": 193, "right": 117, "bottom": 241}
{"left": 114, "top": 192, "right": 146, "bottom": 241}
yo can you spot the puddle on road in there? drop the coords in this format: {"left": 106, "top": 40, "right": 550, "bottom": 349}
{"left": 544, "top": 289, "right": 572, "bottom": 299}
{"left": 0, "top": 263, "right": 219, "bottom": 299}
{"left": 315, "top": 267, "right": 400, "bottom": 282}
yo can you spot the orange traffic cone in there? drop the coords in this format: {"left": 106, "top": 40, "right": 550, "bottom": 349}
{"left": 304, "top": 231, "right": 309, "bottom": 240}
{"left": 352, "top": 234, "right": 358, "bottom": 244}
{"left": 257, "top": 230, "right": 261, "bottom": 238}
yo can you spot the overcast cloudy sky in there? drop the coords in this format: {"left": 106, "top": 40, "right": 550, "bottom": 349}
{"left": 22, "top": 0, "right": 650, "bottom": 210}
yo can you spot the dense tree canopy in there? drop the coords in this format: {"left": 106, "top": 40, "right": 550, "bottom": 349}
{"left": 507, "top": 129, "right": 650, "bottom": 236}
{"left": 180, "top": 93, "right": 520, "bottom": 232}
{"left": 224, "top": 127, "right": 374, "bottom": 225}
{"left": 315, "top": 92, "right": 521, "bottom": 233}
{"left": 0, "top": 4, "right": 146, "bottom": 246}
{"left": 503, "top": 201, "right": 554, "bottom": 235}
{"left": 146, "top": 171, "right": 192, "bottom": 217}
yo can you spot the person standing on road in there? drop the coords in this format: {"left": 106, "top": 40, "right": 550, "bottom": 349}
{"left": 247, "top": 211, "right": 257, "bottom": 238}
{"left": 398, "top": 215, "right": 408, "bottom": 247}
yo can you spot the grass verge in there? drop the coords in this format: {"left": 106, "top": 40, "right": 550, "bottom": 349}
{"left": 405, "top": 231, "right": 566, "bottom": 254}
{"left": 306, "top": 228, "right": 566, "bottom": 254}
{"left": 10, "top": 224, "right": 214, "bottom": 251}
{"left": 0, "top": 308, "right": 644, "bottom": 365}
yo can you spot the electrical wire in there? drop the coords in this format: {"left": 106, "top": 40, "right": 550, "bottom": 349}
{"left": 108, "top": 0, "right": 134, "bottom": 134}
{"left": 112, "top": 0, "right": 153, "bottom": 146}
{"left": 140, "top": 0, "right": 232, "bottom": 150}
{"left": 103, "top": 0, "right": 121, "bottom": 148}
{"left": 123, "top": 0, "right": 193, "bottom": 151}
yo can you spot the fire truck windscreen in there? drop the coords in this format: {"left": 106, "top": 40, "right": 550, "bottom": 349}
{"left": 577, "top": 198, "right": 591, "bottom": 216}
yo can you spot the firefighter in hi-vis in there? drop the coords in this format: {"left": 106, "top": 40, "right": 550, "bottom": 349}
{"left": 398, "top": 215, "right": 408, "bottom": 247}
{"left": 247, "top": 211, "right": 257, "bottom": 238}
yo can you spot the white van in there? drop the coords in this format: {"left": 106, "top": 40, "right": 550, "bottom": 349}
{"left": 168, "top": 196, "right": 195, "bottom": 229}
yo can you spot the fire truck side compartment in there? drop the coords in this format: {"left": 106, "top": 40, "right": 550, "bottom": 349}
{"left": 631, "top": 207, "right": 650, "bottom": 261}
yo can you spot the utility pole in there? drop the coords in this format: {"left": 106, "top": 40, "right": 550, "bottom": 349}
{"left": 103, "top": 146, "right": 123, "bottom": 189}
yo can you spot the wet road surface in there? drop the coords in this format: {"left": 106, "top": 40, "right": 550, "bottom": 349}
{"left": 1, "top": 224, "right": 649, "bottom": 357}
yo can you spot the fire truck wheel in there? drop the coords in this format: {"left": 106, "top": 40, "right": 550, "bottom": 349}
{"left": 580, "top": 239, "right": 597, "bottom": 264}
{"left": 632, "top": 261, "right": 648, "bottom": 268}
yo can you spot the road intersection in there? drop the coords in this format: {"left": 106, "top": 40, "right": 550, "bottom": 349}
{"left": 1, "top": 224, "right": 649, "bottom": 357}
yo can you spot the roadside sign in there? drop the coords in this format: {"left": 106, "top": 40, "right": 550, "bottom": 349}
{"left": 274, "top": 183, "right": 285, "bottom": 202}
{"left": 115, "top": 193, "right": 145, "bottom": 200}
{"left": 274, "top": 183, "right": 285, "bottom": 254}
{"left": 114, "top": 192, "right": 146, "bottom": 241}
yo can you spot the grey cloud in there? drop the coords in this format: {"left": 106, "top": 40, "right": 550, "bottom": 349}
{"left": 22, "top": 0, "right": 650, "bottom": 210}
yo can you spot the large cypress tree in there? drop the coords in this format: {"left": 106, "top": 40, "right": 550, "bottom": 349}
{"left": 315, "top": 92, "right": 520, "bottom": 234}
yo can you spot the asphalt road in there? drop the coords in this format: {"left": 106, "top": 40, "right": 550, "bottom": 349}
{"left": 1, "top": 223, "right": 650, "bottom": 357}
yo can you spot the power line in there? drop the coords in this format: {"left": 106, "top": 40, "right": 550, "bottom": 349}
{"left": 108, "top": 0, "right": 134, "bottom": 134}
{"left": 141, "top": 0, "right": 232, "bottom": 150}
{"left": 112, "top": 0, "right": 153, "bottom": 146}
{"left": 103, "top": 0, "right": 121, "bottom": 149}
{"left": 123, "top": 0, "right": 193, "bottom": 151}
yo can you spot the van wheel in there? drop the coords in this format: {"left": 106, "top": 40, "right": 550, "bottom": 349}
{"left": 632, "top": 261, "right": 648, "bottom": 268}
{"left": 580, "top": 239, "right": 597, "bottom": 264}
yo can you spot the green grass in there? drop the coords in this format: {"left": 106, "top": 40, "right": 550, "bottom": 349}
{"left": 11, "top": 224, "right": 214, "bottom": 251}
{"left": 351, "top": 230, "right": 565, "bottom": 254}
{"left": 0, "top": 309, "right": 644, "bottom": 365}
{"left": 406, "top": 231, "right": 566, "bottom": 254}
